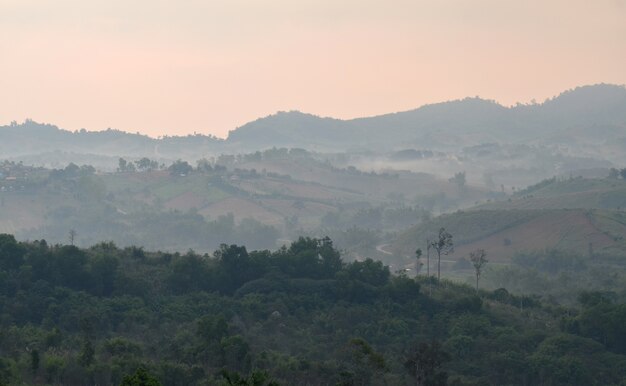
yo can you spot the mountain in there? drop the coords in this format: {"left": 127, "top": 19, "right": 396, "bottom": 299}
{"left": 2, "top": 84, "right": 625, "bottom": 167}
{"left": 227, "top": 84, "right": 626, "bottom": 152}
{"left": 0, "top": 120, "right": 225, "bottom": 168}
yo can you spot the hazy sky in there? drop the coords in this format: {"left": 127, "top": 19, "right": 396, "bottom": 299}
{"left": 1, "top": 0, "right": 625, "bottom": 138}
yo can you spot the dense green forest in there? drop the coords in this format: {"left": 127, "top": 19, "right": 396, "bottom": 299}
{"left": 1, "top": 234, "right": 626, "bottom": 385}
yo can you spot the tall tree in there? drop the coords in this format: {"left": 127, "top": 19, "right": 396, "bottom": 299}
{"left": 68, "top": 229, "right": 77, "bottom": 246}
{"left": 415, "top": 248, "right": 422, "bottom": 276}
{"left": 426, "top": 239, "right": 431, "bottom": 278}
{"left": 404, "top": 341, "right": 449, "bottom": 386}
{"left": 430, "top": 228, "right": 453, "bottom": 282}
{"left": 469, "top": 248, "right": 488, "bottom": 291}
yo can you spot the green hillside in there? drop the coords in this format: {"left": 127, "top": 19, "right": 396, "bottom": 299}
{"left": 480, "top": 177, "right": 626, "bottom": 210}
{"left": 0, "top": 157, "right": 485, "bottom": 252}
{"left": 1, "top": 235, "right": 625, "bottom": 385}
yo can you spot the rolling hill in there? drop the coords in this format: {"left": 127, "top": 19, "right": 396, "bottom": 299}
{"left": 228, "top": 84, "right": 626, "bottom": 154}
{"left": 0, "top": 156, "right": 486, "bottom": 252}
{"left": 389, "top": 176, "right": 626, "bottom": 266}
{"left": 479, "top": 176, "right": 626, "bottom": 210}
{"left": 2, "top": 84, "right": 625, "bottom": 161}
{"left": 391, "top": 208, "right": 626, "bottom": 263}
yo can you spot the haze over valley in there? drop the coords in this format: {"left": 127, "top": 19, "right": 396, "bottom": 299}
{"left": 2, "top": 1, "right": 626, "bottom": 384}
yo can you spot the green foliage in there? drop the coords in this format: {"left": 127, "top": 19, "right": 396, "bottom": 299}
{"left": 168, "top": 160, "right": 193, "bottom": 176}
{"left": 120, "top": 367, "right": 162, "bottom": 386}
{"left": 79, "top": 339, "right": 95, "bottom": 367}
{"left": 404, "top": 341, "right": 450, "bottom": 386}
{"left": 30, "top": 349, "right": 39, "bottom": 374}
{"left": 221, "top": 369, "right": 279, "bottom": 386}
{"left": 513, "top": 249, "right": 587, "bottom": 274}
{"left": 0, "top": 234, "right": 25, "bottom": 271}
{"left": 0, "top": 235, "right": 624, "bottom": 385}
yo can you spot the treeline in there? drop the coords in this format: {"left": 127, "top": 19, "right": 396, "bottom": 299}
{"left": 0, "top": 234, "right": 626, "bottom": 385}
{"left": 37, "top": 210, "right": 280, "bottom": 252}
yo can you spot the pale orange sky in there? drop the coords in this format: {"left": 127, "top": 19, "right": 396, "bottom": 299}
{"left": 1, "top": 0, "right": 625, "bottom": 138}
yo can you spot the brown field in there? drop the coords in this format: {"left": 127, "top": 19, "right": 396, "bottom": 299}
{"left": 452, "top": 210, "right": 618, "bottom": 262}
{"left": 164, "top": 191, "right": 207, "bottom": 212}
{"left": 0, "top": 193, "right": 47, "bottom": 232}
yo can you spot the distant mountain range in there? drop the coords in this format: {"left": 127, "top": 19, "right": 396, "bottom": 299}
{"left": 2, "top": 84, "right": 625, "bottom": 163}
{"left": 228, "top": 83, "right": 626, "bottom": 152}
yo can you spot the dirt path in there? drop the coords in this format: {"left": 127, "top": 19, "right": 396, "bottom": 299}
{"left": 376, "top": 243, "right": 393, "bottom": 255}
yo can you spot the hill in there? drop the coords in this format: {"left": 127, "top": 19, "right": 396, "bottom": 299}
{"left": 391, "top": 208, "right": 626, "bottom": 263}
{"left": 388, "top": 176, "right": 626, "bottom": 266}
{"left": 228, "top": 84, "right": 626, "bottom": 155}
{"left": 1, "top": 235, "right": 625, "bottom": 385}
{"left": 3, "top": 84, "right": 626, "bottom": 161}
{"left": 0, "top": 155, "right": 486, "bottom": 252}
{"left": 480, "top": 176, "right": 626, "bottom": 210}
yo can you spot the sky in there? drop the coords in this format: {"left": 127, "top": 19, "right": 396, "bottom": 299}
{"left": 1, "top": 0, "right": 625, "bottom": 138}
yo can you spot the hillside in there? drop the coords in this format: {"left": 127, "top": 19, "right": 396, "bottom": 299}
{"left": 480, "top": 176, "right": 626, "bottom": 210}
{"left": 387, "top": 176, "right": 626, "bottom": 265}
{"left": 391, "top": 208, "right": 626, "bottom": 263}
{"left": 1, "top": 235, "right": 625, "bottom": 385}
{"left": 0, "top": 156, "right": 486, "bottom": 252}
{"left": 228, "top": 84, "right": 626, "bottom": 154}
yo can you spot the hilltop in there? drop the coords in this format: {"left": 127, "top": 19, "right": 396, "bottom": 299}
{"left": 228, "top": 84, "right": 626, "bottom": 153}
{"left": 3, "top": 84, "right": 625, "bottom": 161}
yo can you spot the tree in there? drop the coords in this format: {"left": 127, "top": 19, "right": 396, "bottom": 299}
{"left": 621, "top": 168, "right": 626, "bottom": 180}
{"left": 78, "top": 339, "right": 94, "bottom": 367}
{"left": 221, "top": 369, "right": 279, "bottom": 386}
{"left": 135, "top": 157, "right": 153, "bottom": 171}
{"left": 168, "top": 160, "right": 193, "bottom": 176}
{"left": 404, "top": 341, "right": 449, "bottom": 386}
{"left": 30, "top": 349, "right": 39, "bottom": 375}
{"left": 449, "top": 171, "right": 466, "bottom": 193}
{"left": 68, "top": 229, "right": 77, "bottom": 246}
{"left": 426, "top": 239, "right": 431, "bottom": 278}
{"left": 120, "top": 367, "right": 162, "bottom": 386}
{"left": 415, "top": 248, "right": 423, "bottom": 275}
{"left": 430, "top": 228, "right": 453, "bottom": 282}
{"left": 342, "top": 338, "right": 387, "bottom": 385}
{"left": 118, "top": 158, "right": 128, "bottom": 172}
{"left": 0, "top": 234, "right": 26, "bottom": 270}
{"left": 608, "top": 168, "right": 620, "bottom": 179}
{"left": 469, "top": 248, "right": 488, "bottom": 291}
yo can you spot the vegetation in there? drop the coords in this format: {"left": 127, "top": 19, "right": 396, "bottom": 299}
{"left": 0, "top": 234, "right": 625, "bottom": 385}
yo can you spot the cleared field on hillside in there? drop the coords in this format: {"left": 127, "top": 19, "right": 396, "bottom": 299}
{"left": 392, "top": 208, "right": 626, "bottom": 262}
{"left": 481, "top": 178, "right": 626, "bottom": 210}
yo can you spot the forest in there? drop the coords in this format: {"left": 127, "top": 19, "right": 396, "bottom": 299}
{"left": 1, "top": 233, "right": 625, "bottom": 385}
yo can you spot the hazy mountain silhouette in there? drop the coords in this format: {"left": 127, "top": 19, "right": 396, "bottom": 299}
{"left": 228, "top": 84, "right": 626, "bottom": 150}
{"left": 2, "top": 84, "right": 625, "bottom": 161}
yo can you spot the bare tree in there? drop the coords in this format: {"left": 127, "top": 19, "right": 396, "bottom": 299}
{"left": 68, "top": 229, "right": 77, "bottom": 246}
{"left": 469, "top": 248, "right": 488, "bottom": 291}
{"left": 430, "top": 228, "right": 453, "bottom": 282}
{"left": 426, "top": 239, "right": 430, "bottom": 277}
{"left": 415, "top": 248, "right": 422, "bottom": 275}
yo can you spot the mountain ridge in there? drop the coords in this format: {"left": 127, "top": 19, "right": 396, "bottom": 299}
{"left": 2, "top": 83, "right": 625, "bottom": 160}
